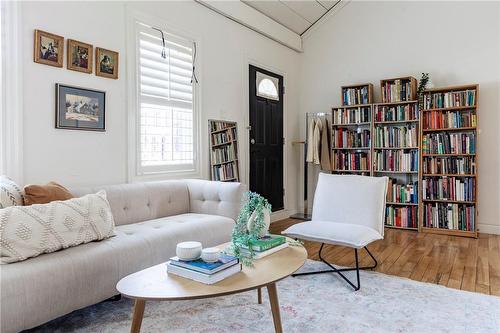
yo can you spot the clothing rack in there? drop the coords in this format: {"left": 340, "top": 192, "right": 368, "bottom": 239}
{"left": 290, "top": 112, "right": 331, "bottom": 221}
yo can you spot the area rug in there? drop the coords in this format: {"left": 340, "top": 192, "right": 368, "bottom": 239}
{"left": 27, "top": 260, "right": 500, "bottom": 333}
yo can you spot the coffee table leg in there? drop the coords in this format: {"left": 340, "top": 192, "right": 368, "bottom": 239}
{"left": 267, "top": 283, "right": 282, "bottom": 333}
{"left": 257, "top": 287, "right": 263, "bottom": 304}
{"left": 130, "top": 299, "right": 146, "bottom": 333}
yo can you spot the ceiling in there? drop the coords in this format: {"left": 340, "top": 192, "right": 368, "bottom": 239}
{"left": 241, "top": 0, "right": 341, "bottom": 35}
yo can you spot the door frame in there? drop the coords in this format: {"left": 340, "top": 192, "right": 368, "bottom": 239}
{"left": 244, "top": 59, "right": 289, "bottom": 220}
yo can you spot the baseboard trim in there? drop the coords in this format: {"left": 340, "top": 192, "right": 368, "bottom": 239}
{"left": 270, "top": 209, "right": 296, "bottom": 223}
{"left": 478, "top": 223, "right": 500, "bottom": 235}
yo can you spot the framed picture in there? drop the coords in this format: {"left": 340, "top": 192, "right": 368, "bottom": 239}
{"left": 55, "top": 84, "right": 105, "bottom": 131}
{"left": 95, "top": 47, "right": 119, "bottom": 79}
{"left": 67, "top": 39, "right": 93, "bottom": 73}
{"left": 34, "top": 30, "right": 64, "bottom": 67}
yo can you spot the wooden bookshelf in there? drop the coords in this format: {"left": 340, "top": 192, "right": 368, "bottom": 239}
{"left": 331, "top": 105, "right": 373, "bottom": 176}
{"left": 372, "top": 98, "right": 420, "bottom": 231}
{"left": 380, "top": 76, "right": 417, "bottom": 103}
{"left": 419, "top": 84, "right": 478, "bottom": 238}
{"left": 341, "top": 83, "right": 373, "bottom": 106}
{"left": 208, "top": 120, "right": 240, "bottom": 182}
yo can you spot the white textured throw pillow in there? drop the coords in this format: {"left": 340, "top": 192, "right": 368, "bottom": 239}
{"left": 0, "top": 190, "right": 115, "bottom": 264}
{"left": 0, "top": 175, "right": 24, "bottom": 208}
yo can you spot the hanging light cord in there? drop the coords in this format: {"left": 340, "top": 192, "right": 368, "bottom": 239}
{"left": 152, "top": 27, "right": 167, "bottom": 59}
{"left": 191, "top": 42, "right": 199, "bottom": 84}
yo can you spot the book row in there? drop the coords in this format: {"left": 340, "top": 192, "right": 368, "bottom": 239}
{"left": 332, "top": 128, "right": 370, "bottom": 148}
{"left": 211, "top": 145, "right": 236, "bottom": 164}
{"left": 332, "top": 107, "right": 371, "bottom": 125}
{"left": 211, "top": 128, "right": 237, "bottom": 146}
{"left": 374, "top": 125, "right": 418, "bottom": 148}
{"left": 332, "top": 151, "right": 370, "bottom": 171}
{"left": 213, "top": 162, "right": 237, "bottom": 181}
{"left": 210, "top": 121, "right": 235, "bottom": 132}
{"left": 374, "top": 104, "right": 418, "bottom": 122}
{"left": 422, "top": 177, "right": 475, "bottom": 202}
{"left": 422, "top": 156, "right": 476, "bottom": 175}
{"left": 385, "top": 206, "right": 418, "bottom": 229}
{"left": 342, "top": 86, "right": 370, "bottom": 106}
{"left": 422, "top": 133, "right": 476, "bottom": 155}
{"left": 422, "top": 203, "right": 475, "bottom": 231}
{"left": 387, "top": 179, "right": 418, "bottom": 204}
{"left": 422, "top": 89, "right": 476, "bottom": 110}
{"left": 381, "top": 79, "right": 413, "bottom": 103}
{"left": 422, "top": 110, "right": 477, "bottom": 130}
{"left": 374, "top": 150, "right": 419, "bottom": 172}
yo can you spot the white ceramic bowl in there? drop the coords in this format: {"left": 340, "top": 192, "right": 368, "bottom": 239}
{"left": 176, "top": 241, "right": 202, "bottom": 261}
{"left": 201, "top": 247, "right": 220, "bottom": 263}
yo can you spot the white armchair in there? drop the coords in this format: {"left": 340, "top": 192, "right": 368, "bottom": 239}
{"left": 282, "top": 173, "right": 388, "bottom": 290}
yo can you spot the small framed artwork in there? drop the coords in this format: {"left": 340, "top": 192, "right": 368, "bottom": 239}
{"left": 55, "top": 84, "right": 105, "bottom": 131}
{"left": 67, "top": 39, "right": 93, "bottom": 73}
{"left": 96, "top": 47, "right": 119, "bottom": 79}
{"left": 34, "top": 29, "right": 64, "bottom": 67}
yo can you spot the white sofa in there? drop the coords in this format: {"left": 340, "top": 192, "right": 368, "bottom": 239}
{"left": 0, "top": 179, "right": 245, "bottom": 333}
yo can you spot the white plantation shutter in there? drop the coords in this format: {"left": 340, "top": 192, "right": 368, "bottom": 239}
{"left": 137, "top": 22, "right": 196, "bottom": 173}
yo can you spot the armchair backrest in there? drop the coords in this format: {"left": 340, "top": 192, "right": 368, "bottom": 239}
{"left": 312, "top": 173, "right": 388, "bottom": 236}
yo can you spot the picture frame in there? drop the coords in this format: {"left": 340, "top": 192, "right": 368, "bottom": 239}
{"left": 55, "top": 84, "right": 106, "bottom": 131}
{"left": 67, "top": 39, "right": 93, "bottom": 74}
{"left": 34, "top": 29, "right": 64, "bottom": 67}
{"left": 95, "top": 47, "right": 119, "bottom": 79}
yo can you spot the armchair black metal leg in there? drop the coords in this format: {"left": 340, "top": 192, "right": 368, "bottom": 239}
{"left": 292, "top": 243, "right": 377, "bottom": 291}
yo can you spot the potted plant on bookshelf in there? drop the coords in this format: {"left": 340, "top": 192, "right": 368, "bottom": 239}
{"left": 417, "top": 73, "right": 430, "bottom": 108}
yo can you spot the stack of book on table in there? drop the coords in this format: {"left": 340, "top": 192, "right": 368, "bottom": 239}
{"left": 239, "top": 234, "right": 288, "bottom": 259}
{"left": 166, "top": 254, "right": 241, "bottom": 285}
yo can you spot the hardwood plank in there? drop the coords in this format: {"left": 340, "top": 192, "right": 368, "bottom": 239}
{"left": 270, "top": 218, "right": 499, "bottom": 295}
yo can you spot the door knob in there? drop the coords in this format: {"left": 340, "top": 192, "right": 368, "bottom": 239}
{"left": 250, "top": 138, "right": 255, "bottom": 144}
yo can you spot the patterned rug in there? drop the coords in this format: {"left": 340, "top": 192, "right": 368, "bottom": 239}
{"left": 27, "top": 260, "right": 500, "bottom": 333}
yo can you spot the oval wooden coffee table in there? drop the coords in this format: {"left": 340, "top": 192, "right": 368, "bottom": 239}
{"left": 116, "top": 241, "right": 307, "bottom": 333}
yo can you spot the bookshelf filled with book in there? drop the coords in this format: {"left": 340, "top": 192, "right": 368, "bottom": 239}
{"left": 372, "top": 98, "right": 420, "bottom": 230}
{"left": 331, "top": 105, "right": 373, "bottom": 175}
{"left": 341, "top": 83, "right": 374, "bottom": 106}
{"left": 208, "top": 120, "right": 240, "bottom": 182}
{"left": 380, "top": 76, "right": 417, "bottom": 103}
{"left": 420, "top": 84, "right": 479, "bottom": 238}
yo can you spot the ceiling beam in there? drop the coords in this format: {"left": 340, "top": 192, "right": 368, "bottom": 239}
{"left": 196, "top": 0, "right": 303, "bottom": 52}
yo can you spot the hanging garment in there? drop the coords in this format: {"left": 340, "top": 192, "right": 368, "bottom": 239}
{"left": 306, "top": 117, "right": 315, "bottom": 163}
{"left": 320, "top": 117, "right": 332, "bottom": 171}
{"left": 313, "top": 118, "right": 322, "bottom": 165}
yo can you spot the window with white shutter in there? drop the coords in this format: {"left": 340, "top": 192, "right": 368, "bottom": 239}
{"left": 135, "top": 22, "right": 197, "bottom": 174}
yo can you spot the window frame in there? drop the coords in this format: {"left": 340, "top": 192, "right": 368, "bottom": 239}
{"left": 127, "top": 11, "right": 201, "bottom": 181}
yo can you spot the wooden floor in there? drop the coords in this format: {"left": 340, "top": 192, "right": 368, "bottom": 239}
{"left": 270, "top": 218, "right": 500, "bottom": 296}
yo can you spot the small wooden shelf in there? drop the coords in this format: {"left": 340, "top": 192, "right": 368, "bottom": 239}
{"left": 385, "top": 225, "right": 418, "bottom": 231}
{"left": 211, "top": 126, "right": 236, "bottom": 134}
{"left": 421, "top": 105, "right": 477, "bottom": 112}
{"left": 374, "top": 147, "right": 419, "bottom": 150}
{"left": 332, "top": 122, "right": 371, "bottom": 126}
{"left": 386, "top": 202, "right": 419, "bottom": 206}
{"left": 341, "top": 83, "right": 374, "bottom": 106}
{"left": 332, "top": 147, "right": 370, "bottom": 150}
{"left": 374, "top": 170, "right": 418, "bottom": 174}
{"left": 332, "top": 169, "right": 370, "bottom": 173}
{"left": 374, "top": 120, "right": 419, "bottom": 124}
{"left": 374, "top": 100, "right": 418, "bottom": 106}
{"left": 422, "top": 153, "right": 475, "bottom": 157}
{"left": 212, "top": 159, "right": 238, "bottom": 166}
{"left": 423, "top": 199, "right": 475, "bottom": 204}
{"left": 332, "top": 104, "right": 373, "bottom": 109}
{"left": 211, "top": 140, "right": 237, "bottom": 148}
{"left": 380, "top": 76, "right": 417, "bottom": 103}
{"left": 423, "top": 174, "right": 475, "bottom": 177}
{"left": 422, "top": 127, "right": 476, "bottom": 133}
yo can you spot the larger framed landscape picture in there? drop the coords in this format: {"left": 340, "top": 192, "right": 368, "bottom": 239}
{"left": 55, "top": 84, "right": 106, "bottom": 131}
{"left": 34, "top": 30, "right": 64, "bottom": 67}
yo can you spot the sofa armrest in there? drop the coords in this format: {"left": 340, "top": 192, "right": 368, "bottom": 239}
{"left": 185, "top": 179, "right": 246, "bottom": 222}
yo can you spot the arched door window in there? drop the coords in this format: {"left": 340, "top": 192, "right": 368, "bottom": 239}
{"left": 256, "top": 72, "right": 279, "bottom": 101}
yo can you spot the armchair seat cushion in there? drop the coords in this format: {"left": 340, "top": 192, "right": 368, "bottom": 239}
{"left": 282, "top": 221, "right": 383, "bottom": 248}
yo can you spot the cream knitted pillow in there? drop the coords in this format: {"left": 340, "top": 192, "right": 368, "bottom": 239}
{"left": 0, "top": 190, "right": 115, "bottom": 264}
{"left": 0, "top": 175, "right": 24, "bottom": 208}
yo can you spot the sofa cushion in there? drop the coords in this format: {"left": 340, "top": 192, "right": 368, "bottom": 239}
{"left": 0, "top": 191, "right": 115, "bottom": 264}
{"left": 0, "top": 175, "right": 24, "bottom": 208}
{"left": 71, "top": 181, "right": 190, "bottom": 226}
{"left": 0, "top": 213, "right": 233, "bottom": 332}
{"left": 23, "top": 181, "right": 74, "bottom": 205}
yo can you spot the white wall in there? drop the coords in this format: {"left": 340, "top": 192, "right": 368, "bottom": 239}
{"left": 20, "top": 1, "right": 302, "bottom": 217}
{"left": 299, "top": 1, "right": 500, "bottom": 234}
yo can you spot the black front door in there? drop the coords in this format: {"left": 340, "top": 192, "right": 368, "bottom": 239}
{"left": 249, "top": 65, "right": 284, "bottom": 212}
